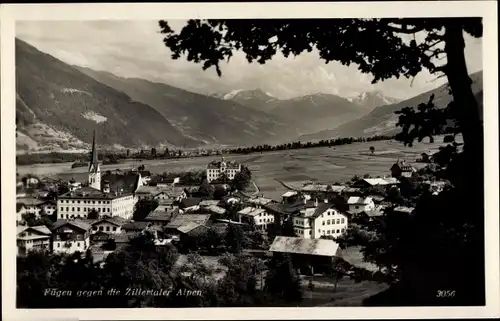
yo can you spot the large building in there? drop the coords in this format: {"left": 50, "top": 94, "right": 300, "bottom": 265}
{"left": 292, "top": 201, "right": 348, "bottom": 239}
{"left": 56, "top": 130, "right": 139, "bottom": 220}
{"left": 206, "top": 157, "right": 241, "bottom": 183}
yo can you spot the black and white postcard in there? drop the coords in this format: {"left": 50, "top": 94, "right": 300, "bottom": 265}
{"left": 1, "top": 1, "right": 499, "bottom": 320}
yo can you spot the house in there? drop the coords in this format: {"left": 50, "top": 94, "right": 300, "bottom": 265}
{"left": 16, "top": 198, "right": 44, "bottom": 219}
{"left": 179, "top": 197, "right": 203, "bottom": 212}
{"left": 351, "top": 178, "right": 400, "bottom": 189}
{"left": 91, "top": 217, "right": 128, "bottom": 234}
{"left": 142, "top": 207, "right": 180, "bottom": 227}
{"left": 90, "top": 231, "right": 112, "bottom": 243}
{"left": 246, "top": 196, "right": 274, "bottom": 208}
{"left": 347, "top": 196, "right": 375, "bottom": 214}
{"left": 237, "top": 207, "right": 274, "bottom": 230}
{"left": 121, "top": 221, "right": 162, "bottom": 239}
{"left": 153, "top": 176, "right": 180, "bottom": 187}
{"left": 341, "top": 187, "right": 362, "bottom": 196}
{"left": 390, "top": 160, "right": 416, "bottom": 178}
{"left": 17, "top": 225, "right": 52, "bottom": 256}
{"left": 165, "top": 214, "right": 211, "bottom": 238}
{"left": 69, "top": 181, "right": 82, "bottom": 192}
{"left": 269, "top": 236, "right": 340, "bottom": 274}
{"left": 281, "top": 191, "right": 299, "bottom": 203}
{"left": 22, "top": 176, "right": 40, "bottom": 188}
{"left": 51, "top": 219, "right": 92, "bottom": 254}
{"left": 206, "top": 157, "right": 241, "bottom": 183}
{"left": 135, "top": 186, "right": 186, "bottom": 203}
{"left": 292, "top": 201, "right": 348, "bottom": 239}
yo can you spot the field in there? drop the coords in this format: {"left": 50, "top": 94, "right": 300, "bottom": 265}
{"left": 18, "top": 136, "right": 452, "bottom": 200}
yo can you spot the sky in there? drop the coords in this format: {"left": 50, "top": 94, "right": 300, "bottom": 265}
{"left": 16, "top": 20, "right": 483, "bottom": 100}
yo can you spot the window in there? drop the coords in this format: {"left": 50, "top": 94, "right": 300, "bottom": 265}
{"left": 99, "top": 226, "right": 103, "bottom": 231}
{"left": 98, "top": 201, "right": 101, "bottom": 204}
{"left": 77, "top": 242, "right": 80, "bottom": 247}
{"left": 336, "top": 229, "right": 340, "bottom": 233}
{"left": 355, "top": 206, "right": 359, "bottom": 209}
{"left": 336, "top": 219, "right": 339, "bottom": 224}
{"left": 113, "top": 227, "right": 117, "bottom": 231}
{"left": 327, "top": 220, "right": 330, "bottom": 224}
{"left": 106, "top": 226, "right": 110, "bottom": 231}
{"left": 341, "top": 218, "right": 345, "bottom": 224}
{"left": 92, "top": 226, "right": 97, "bottom": 230}
{"left": 66, "top": 207, "right": 69, "bottom": 211}
{"left": 77, "top": 208, "right": 80, "bottom": 212}
{"left": 71, "top": 207, "right": 75, "bottom": 211}
{"left": 77, "top": 201, "right": 80, "bottom": 204}
{"left": 327, "top": 230, "right": 331, "bottom": 234}
{"left": 92, "top": 201, "right": 95, "bottom": 204}
{"left": 57, "top": 243, "right": 60, "bottom": 248}
{"left": 322, "top": 221, "right": 325, "bottom": 225}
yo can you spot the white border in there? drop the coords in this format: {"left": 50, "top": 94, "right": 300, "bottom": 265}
{"left": 1, "top": 1, "right": 499, "bottom": 320}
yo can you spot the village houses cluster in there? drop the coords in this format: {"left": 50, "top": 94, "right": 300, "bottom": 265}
{"left": 17, "top": 131, "right": 445, "bottom": 264}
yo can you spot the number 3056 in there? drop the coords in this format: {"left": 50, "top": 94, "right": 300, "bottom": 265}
{"left": 437, "top": 290, "right": 456, "bottom": 298}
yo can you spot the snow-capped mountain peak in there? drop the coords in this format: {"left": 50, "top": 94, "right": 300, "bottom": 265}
{"left": 223, "top": 89, "right": 244, "bottom": 100}
{"left": 348, "top": 91, "right": 400, "bottom": 109}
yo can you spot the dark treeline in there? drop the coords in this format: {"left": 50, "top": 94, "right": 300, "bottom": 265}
{"left": 17, "top": 134, "right": 395, "bottom": 166}
{"left": 228, "top": 135, "right": 395, "bottom": 154}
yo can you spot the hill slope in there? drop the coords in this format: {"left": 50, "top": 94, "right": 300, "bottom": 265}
{"left": 76, "top": 68, "right": 298, "bottom": 146}
{"left": 300, "top": 71, "right": 483, "bottom": 141}
{"left": 268, "top": 93, "right": 368, "bottom": 135}
{"left": 16, "top": 39, "right": 198, "bottom": 152}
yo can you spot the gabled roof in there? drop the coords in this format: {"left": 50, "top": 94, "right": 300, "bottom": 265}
{"left": 92, "top": 216, "right": 128, "bottom": 227}
{"left": 122, "top": 221, "right": 151, "bottom": 231}
{"left": 144, "top": 208, "right": 179, "bottom": 222}
{"left": 282, "top": 191, "right": 298, "bottom": 198}
{"left": 180, "top": 197, "right": 203, "bottom": 208}
{"left": 17, "top": 225, "right": 52, "bottom": 236}
{"left": 347, "top": 196, "right": 373, "bottom": 205}
{"left": 269, "top": 236, "right": 339, "bottom": 257}
{"left": 166, "top": 214, "right": 211, "bottom": 229}
{"left": 52, "top": 219, "right": 92, "bottom": 232}
{"left": 238, "top": 207, "right": 267, "bottom": 217}
{"left": 59, "top": 186, "right": 132, "bottom": 200}
{"left": 176, "top": 222, "right": 203, "bottom": 234}
{"left": 101, "top": 173, "right": 141, "bottom": 193}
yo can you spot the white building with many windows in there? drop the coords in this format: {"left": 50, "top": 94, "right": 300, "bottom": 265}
{"left": 206, "top": 157, "right": 241, "bottom": 183}
{"left": 292, "top": 201, "right": 348, "bottom": 239}
{"left": 57, "top": 187, "right": 136, "bottom": 220}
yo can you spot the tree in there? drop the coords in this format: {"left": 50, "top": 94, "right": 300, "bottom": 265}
{"left": 264, "top": 253, "right": 302, "bottom": 304}
{"left": 87, "top": 209, "right": 99, "bottom": 220}
{"left": 225, "top": 223, "right": 247, "bottom": 253}
{"left": 158, "top": 18, "right": 485, "bottom": 306}
{"left": 369, "top": 146, "right": 375, "bottom": 154}
{"left": 198, "top": 179, "right": 215, "bottom": 199}
{"left": 133, "top": 199, "right": 159, "bottom": 221}
{"left": 213, "top": 185, "right": 228, "bottom": 200}
{"left": 231, "top": 166, "right": 252, "bottom": 191}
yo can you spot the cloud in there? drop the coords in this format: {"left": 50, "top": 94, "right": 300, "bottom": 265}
{"left": 16, "top": 20, "right": 482, "bottom": 100}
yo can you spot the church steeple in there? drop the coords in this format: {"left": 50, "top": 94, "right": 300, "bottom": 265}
{"left": 89, "top": 128, "right": 99, "bottom": 171}
{"left": 88, "top": 128, "right": 101, "bottom": 190}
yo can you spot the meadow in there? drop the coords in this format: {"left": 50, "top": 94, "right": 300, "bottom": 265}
{"left": 18, "top": 136, "right": 452, "bottom": 200}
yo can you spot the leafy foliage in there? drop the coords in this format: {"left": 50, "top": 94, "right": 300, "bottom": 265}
{"left": 133, "top": 199, "right": 159, "bottom": 221}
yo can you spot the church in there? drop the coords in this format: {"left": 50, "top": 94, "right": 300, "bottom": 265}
{"left": 56, "top": 130, "right": 140, "bottom": 220}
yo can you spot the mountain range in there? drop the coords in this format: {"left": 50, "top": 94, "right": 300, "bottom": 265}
{"left": 15, "top": 38, "right": 483, "bottom": 153}
{"left": 300, "top": 71, "right": 483, "bottom": 141}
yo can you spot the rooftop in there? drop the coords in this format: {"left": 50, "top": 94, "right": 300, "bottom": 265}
{"left": 394, "top": 206, "right": 415, "bottom": 214}
{"left": 238, "top": 207, "right": 267, "bottom": 217}
{"left": 166, "top": 214, "right": 211, "bottom": 229}
{"left": 52, "top": 219, "right": 92, "bottom": 232}
{"left": 282, "top": 191, "right": 298, "bottom": 198}
{"left": 17, "top": 225, "right": 52, "bottom": 237}
{"left": 347, "top": 196, "right": 374, "bottom": 205}
{"left": 247, "top": 197, "right": 273, "bottom": 206}
{"left": 17, "top": 197, "right": 44, "bottom": 206}
{"left": 269, "top": 236, "right": 339, "bottom": 257}
{"left": 144, "top": 208, "right": 179, "bottom": 222}
{"left": 207, "top": 160, "right": 240, "bottom": 169}
{"left": 59, "top": 186, "right": 133, "bottom": 200}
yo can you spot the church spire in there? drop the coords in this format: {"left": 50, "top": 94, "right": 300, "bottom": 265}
{"left": 89, "top": 128, "right": 99, "bottom": 171}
